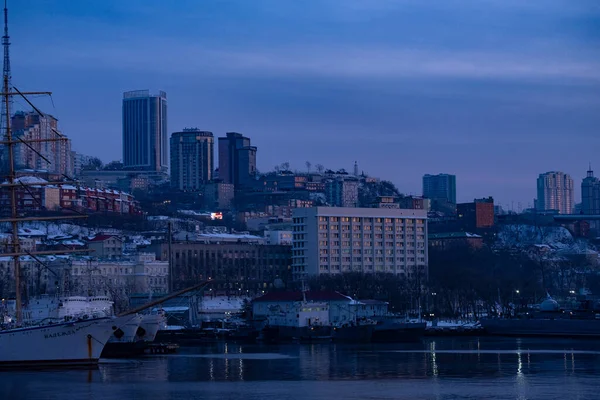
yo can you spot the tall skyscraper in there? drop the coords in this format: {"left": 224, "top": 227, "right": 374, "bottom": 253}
{"left": 11, "top": 111, "right": 73, "bottom": 176}
{"left": 422, "top": 173, "right": 457, "bottom": 204}
{"left": 536, "top": 171, "right": 574, "bottom": 214}
{"left": 170, "top": 129, "right": 214, "bottom": 191}
{"left": 218, "top": 132, "right": 257, "bottom": 188}
{"left": 122, "top": 90, "right": 168, "bottom": 173}
{"left": 581, "top": 165, "right": 600, "bottom": 215}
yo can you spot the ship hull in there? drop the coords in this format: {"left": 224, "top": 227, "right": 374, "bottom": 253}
{"left": 0, "top": 316, "right": 131, "bottom": 367}
{"left": 136, "top": 314, "right": 165, "bottom": 343}
{"left": 101, "top": 314, "right": 143, "bottom": 358}
{"left": 480, "top": 318, "right": 600, "bottom": 338}
{"left": 371, "top": 322, "right": 426, "bottom": 343}
{"left": 332, "top": 325, "right": 374, "bottom": 342}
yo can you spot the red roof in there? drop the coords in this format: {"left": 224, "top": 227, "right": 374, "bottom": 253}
{"left": 253, "top": 291, "right": 350, "bottom": 303}
{"left": 88, "top": 234, "right": 120, "bottom": 242}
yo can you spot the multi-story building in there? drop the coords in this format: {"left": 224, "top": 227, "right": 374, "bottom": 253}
{"left": 582, "top": 166, "right": 600, "bottom": 215}
{"left": 218, "top": 132, "right": 257, "bottom": 188}
{"left": 204, "top": 181, "right": 235, "bottom": 210}
{"left": 536, "top": 171, "right": 574, "bottom": 214}
{"left": 153, "top": 239, "right": 292, "bottom": 291}
{"left": 170, "top": 129, "right": 214, "bottom": 191}
{"left": 122, "top": 90, "right": 168, "bottom": 173}
{"left": 87, "top": 234, "right": 124, "bottom": 259}
{"left": 292, "top": 207, "right": 428, "bottom": 279}
{"left": 70, "top": 253, "right": 169, "bottom": 310}
{"left": 325, "top": 178, "right": 359, "bottom": 207}
{"left": 457, "top": 197, "right": 495, "bottom": 230}
{"left": 422, "top": 174, "right": 457, "bottom": 204}
{"left": 11, "top": 111, "right": 73, "bottom": 176}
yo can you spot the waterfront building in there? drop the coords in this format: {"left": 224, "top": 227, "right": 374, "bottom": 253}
{"left": 217, "top": 132, "right": 257, "bottom": 188}
{"left": 87, "top": 234, "right": 124, "bottom": 259}
{"left": 536, "top": 171, "right": 574, "bottom": 214}
{"left": 153, "top": 238, "right": 292, "bottom": 291}
{"left": 170, "top": 129, "right": 214, "bottom": 191}
{"left": 122, "top": 90, "right": 168, "bottom": 173}
{"left": 292, "top": 207, "right": 428, "bottom": 279}
{"left": 422, "top": 173, "right": 456, "bottom": 204}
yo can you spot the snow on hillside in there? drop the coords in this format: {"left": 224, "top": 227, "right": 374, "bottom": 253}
{"left": 496, "top": 224, "right": 595, "bottom": 255}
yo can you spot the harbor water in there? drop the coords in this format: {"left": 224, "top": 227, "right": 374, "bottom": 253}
{"left": 2, "top": 337, "right": 600, "bottom": 400}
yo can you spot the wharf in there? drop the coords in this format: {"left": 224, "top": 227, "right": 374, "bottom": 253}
{"left": 145, "top": 343, "right": 179, "bottom": 354}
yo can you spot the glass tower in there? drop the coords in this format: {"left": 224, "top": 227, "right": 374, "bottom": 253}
{"left": 122, "top": 90, "right": 168, "bottom": 173}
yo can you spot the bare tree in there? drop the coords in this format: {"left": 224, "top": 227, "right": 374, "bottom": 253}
{"left": 315, "top": 164, "right": 325, "bottom": 174}
{"left": 305, "top": 161, "right": 311, "bottom": 173}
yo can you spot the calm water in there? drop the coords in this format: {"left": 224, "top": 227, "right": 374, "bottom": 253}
{"left": 2, "top": 337, "right": 600, "bottom": 400}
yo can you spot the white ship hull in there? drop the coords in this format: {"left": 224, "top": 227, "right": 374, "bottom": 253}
{"left": 107, "top": 314, "right": 142, "bottom": 343}
{"left": 0, "top": 316, "right": 133, "bottom": 367}
{"left": 137, "top": 314, "right": 166, "bottom": 343}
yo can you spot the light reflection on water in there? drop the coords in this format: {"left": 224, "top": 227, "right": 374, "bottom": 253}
{"left": 1, "top": 337, "right": 600, "bottom": 400}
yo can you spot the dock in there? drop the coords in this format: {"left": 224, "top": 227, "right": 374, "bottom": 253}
{"left": 145, "top": 343, "right": 179, "bottom": 354}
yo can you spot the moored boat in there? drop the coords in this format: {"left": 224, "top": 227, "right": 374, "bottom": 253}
{"left": 0, "top": 315, "right": 135, "bottom": 367}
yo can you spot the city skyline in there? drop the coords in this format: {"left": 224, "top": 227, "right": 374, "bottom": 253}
{"left": 9, "top": 0, "right": 600, "bottom": 206}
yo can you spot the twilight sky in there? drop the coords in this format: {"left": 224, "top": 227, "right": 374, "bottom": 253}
{"left": 10, "top": 0, "right": 600, "bottom": 209}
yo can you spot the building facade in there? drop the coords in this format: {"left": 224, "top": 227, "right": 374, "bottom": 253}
{"left": 122, "top": 90, "right": 168, "bottom": 173}
{"left": 218, "top": 132, "right": 257, "bottom": 188}
{"left": 582, "top": 166, "right": 600, "bottom": 215}
{"left": 292, "top": 207, "right": 428, "bottom": 279}
{"left": 536, "top": 171, "right": 574, "bottom": 214}
{"left": 204, "top": 181, "right": 235, "bottom": 210}
{"left": 422, "top": 173, "right": 456, "bottom": 204}
{"left": 11, "top": 112, "right": 73, "bottom": 176}
{"left": 155, "top": 241, "right": 291, "bottom": 291}
{"left": 457, "top": 197, "right": 495, "bottom": 230}
{"left": 170, "top": 129, "right": 214, "bottom": 191}
{"left": 325, "top": 178, "right": 359, "bottom": 207}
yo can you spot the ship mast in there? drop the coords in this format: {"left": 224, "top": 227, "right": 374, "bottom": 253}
{"left": 1, "top": 0, "right": 21, "bottom": 324}
{"left": 0, "top": 1, "right": 86, "bottom": 325}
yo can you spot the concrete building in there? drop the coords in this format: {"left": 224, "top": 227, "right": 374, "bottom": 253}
{"left": 87, "top": 234, "right": 124, "bottom": 259}
{"left": 292, "top": 207, "right": 428, "bottom": 279}
{"left": 153, "top": 240, "right": 292, "bottom": 291}
{"left": 582, "top": 166, "right": 600, "bottom": 215}
{"left": 122, "top": 90, "right": 168, "bottom": 173}
{"left": 218, "top": 132, "right": 257, "bottom": 189}
{"left": 325, "top": 178, "right": 359, "bottom": 207}
{"left": 204, "top": 181, "right": 234, "bottom": 210}
{"left": 170, "top": 129, "right": 214, "bottom": 191}
{"left": 457, "top": 197, "right": 495, "bottom": 230}
{"left": 537, "top": 171, "right": 574, "bottom": 214}
{"left": 70, "top": 253, "right": 169, "bottom": 310}
{"left": 11, "top": 112, "right": 73, "bottom": 177}
{"left": 428, "top": 232, "right": 484, "bottom": 251}
{"left": 423, "top": 174, "right": 456, "bottom": 204}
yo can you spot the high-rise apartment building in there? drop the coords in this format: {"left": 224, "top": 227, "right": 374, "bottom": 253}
{"left": 423, "top": 174, "right": 456, "bottom": 204}
{"left": 292, "top": 207, "right": 428, "bottom": 279}
{"left": 325, "top": 178, "right": 359, "bottom": 207}
{"left": 582, "top": 166, "right": 600, "bottom": 215}
{"left": 536, "top": 171, "right": 574, "bottom": 214}
{"left": 170, "top": 129, "right": 214, "bottom": 191}
{"left": 122, "top": 90, "right": 168, "bottom": 173}
{"left": 218, "top": 132, "right": 257, "bottom": 188}
{"left": 11, "top": 111, "right": 73, "bottom": 176}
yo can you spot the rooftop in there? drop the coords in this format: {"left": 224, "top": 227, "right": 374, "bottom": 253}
{"left": 253, "top": 291, "right": 351, "bottom": 303}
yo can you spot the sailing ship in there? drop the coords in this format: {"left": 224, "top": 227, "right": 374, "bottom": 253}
{"left": 0, "top": 0, "right": 139, "bottom": 366}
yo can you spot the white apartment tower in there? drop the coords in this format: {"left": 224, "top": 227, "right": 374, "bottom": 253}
{"left": 536, "top": 171, "right": 574, "bottom": 214}
{"left": 292, "top": 207, "right": 428, "bottom": 280}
